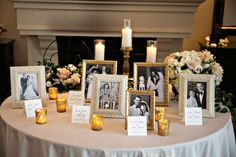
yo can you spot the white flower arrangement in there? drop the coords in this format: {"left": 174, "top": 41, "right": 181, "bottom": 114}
{"left": 164, "top": 50, "right": 223, "bottom": 89}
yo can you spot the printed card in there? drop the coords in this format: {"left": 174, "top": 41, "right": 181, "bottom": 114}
{"left": 185, "top": 107, "right": 203, "bottom": 125}
{"left": 24, "top": 99, "right": 43, "bottom": 118}
{"left": 72, "top": 106, "right": 90, "bottom": 123}
{"left": 128, "top": 116, "right": 147, "bottom": 136}
{"left": 68, "top": 91, "right": 84, "bottom": 107}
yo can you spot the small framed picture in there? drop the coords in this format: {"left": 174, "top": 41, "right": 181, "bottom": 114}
{"left": 133, "top": 62, "right": 169, "bottom": 106}
{"left": 126, "top": 90, "right": 155, "bottom": 130}
{"left": 91, "top": 74, "right": 128, "bottom": 118}
{"left": 10, "top": 66, "right": 47, "bottom": 108}
{"left": 82, "top": 60, "right": 117, "bottom": 103}
{"left": 178, "top": 74, "right": 215, "bottom": 117}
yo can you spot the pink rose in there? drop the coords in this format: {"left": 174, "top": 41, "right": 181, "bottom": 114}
{"left": 71, "top": 73, "right": 81, "bottom": 84}
{"left": 57, "top": 68, "right": 71, "bottom": 79}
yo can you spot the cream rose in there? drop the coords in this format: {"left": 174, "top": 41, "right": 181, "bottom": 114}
{"left": 186, "top": 60, "right": 198, "bottom": 70}
{"left": 212, "top": 63, "right": 223, "bottom": 81}
{"left": 46, "top": 81, "right": 52, "bottom": 87}
{"left": 193, "top": 65, "right": 203, "bottom": 73}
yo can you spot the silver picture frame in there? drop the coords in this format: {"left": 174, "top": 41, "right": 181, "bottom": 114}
{"left": 91, "top": 74, "right": 128, "bottom": 118}
{"left": 178, "top": 74, "right": 215, "bottom": 117}
{"left": 10, "top": 66, "right": 47, "bottom": 108}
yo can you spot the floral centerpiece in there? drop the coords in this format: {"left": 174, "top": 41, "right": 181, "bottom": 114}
{"left": 164, "top": 50, "right": 223, "bottom": 90}
{"left": 40, "top": 60, "right": 81, "bottom": 93}
{"left": 165, "top": 50, "right": 236, "bottom": 123}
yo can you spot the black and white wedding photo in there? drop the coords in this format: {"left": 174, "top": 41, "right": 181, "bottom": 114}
{"left": 19, "top": 73, "right": 39, "bottom": 100}
{"left": 134, "top": 63, "right": 169, "bottom": 105}
{"left": 99, "top": 81, "right": 119, "bottom": 110}
{"left": 187, "top": 81, "right": 207, "bottom": 109}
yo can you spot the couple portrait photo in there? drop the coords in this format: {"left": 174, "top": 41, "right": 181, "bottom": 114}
{"left": 126, "top": 90, "right": 155, "bottom": 129}
{"left": 187, "top": 81, "right": 207, "bottom": 109}
{"left": 19, "top": 73, "right": 39, "bottom": 100}
{"left": 126, "top": 90, "right": 155, "bottom": 130}
{"left": 128, "top": 94, "right": 151, "bottom": 125}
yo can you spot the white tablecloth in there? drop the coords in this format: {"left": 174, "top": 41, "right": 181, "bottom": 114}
{"left": 0, "top": 97, "right": 236, "bottom": 157}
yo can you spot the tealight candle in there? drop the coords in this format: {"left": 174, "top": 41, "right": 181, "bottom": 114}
{"left": 158, "top": 119, "right": 170, "bottom": 136}
{"left": 146, "top": 40, "right": 157, "bottom": 63}
{"left": 35, "top": 108, "right": 47, "bottom": 124}
{"left": 121, "top": 19, "right": 132, "bottom": 48}
{"left": 94, "top": 39, "right": 105, "bottom": 60}
{"left": 91, "top": 114, "right": 103, "bottom": 131}
{"left": 56, "top": 98, "right": 67, "bottom": 112}
{"left": 155, "top": 107, "right": 166, "bottom": 122}
{"left": 48, "top": 87, "right": 58, "bottom": 100}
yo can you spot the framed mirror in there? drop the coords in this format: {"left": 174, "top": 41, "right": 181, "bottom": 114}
{"left": 212, "top": 0, "right": 236, "bottom": 35}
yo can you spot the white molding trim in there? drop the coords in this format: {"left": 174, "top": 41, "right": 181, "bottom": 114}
{"left": 11, "top": 0, "right": 205, "bottom": 65}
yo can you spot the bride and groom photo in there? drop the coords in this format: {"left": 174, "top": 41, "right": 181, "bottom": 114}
{"left": 19, "top": 73, "right": 39, "bottom": 100}
{"left": 136, "top": 66, "right": 166, "bottom": 103}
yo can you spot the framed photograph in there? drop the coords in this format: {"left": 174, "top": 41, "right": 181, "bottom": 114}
{"left": 178, "top": 74, "right": 215, "bottom": 117}
{"left": 82, "top": 60, "right": 117, "bottom": 103}
{"left": 10, "top": 66, "right": 47, "bottom": 108}
{"left": 133, "top": 62, "right": 169, "bottom": 106}
{"left": 91, "top": 74, "right": 128, "bottom": 118}
{"left": 126, "top": 90, "right": 155, "bottom": 130}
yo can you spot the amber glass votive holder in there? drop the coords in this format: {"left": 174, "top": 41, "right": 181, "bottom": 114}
{"left": 91, "top": 114, "right": 103, "bottom": 131}
{"left": 56, "top": 98, "right": 67, "bottom": 112}
{"left": 155, "top": 107, "right": 166, "bottom": 122}
{"left": 48, "top": 87, "right": 58, "bottom": 100}
{"left": 158, "top": 119, "right": 170, "bottom": 136}
{"left": 35, "top": 108, "right": 47, "bottom": 124}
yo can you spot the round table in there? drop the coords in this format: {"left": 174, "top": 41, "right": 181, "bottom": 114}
{"left": 0, "top": 97, "right": 236, "bottom": 157}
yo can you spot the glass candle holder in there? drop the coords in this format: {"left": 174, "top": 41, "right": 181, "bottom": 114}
{"left": 35, "top": 108, "right": 47, "bottom": 124}
{"left": 48, "top": 87, "right": 58, "bottom": 100}
{"left": 121, "top": 19, "right": 132, "bottom": 48}
{"left": 158, "top": 119, "right": 170, "bottom": 136}
{"left": 155, "top": 107, "right": 166, "bottom": 122}
{"left": 56, "top": 98, "right": 67, "bottom": 112}
{"left": 91, "top": 114, "right": 103, "bottom": 131}
{"left": 146, "top": 40, "right": 157, "bottom": 63}
{"left": 94, "top": 39, "right": 105, "bottom": 60}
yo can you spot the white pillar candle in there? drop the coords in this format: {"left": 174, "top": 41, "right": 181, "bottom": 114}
{"left": 95, "top": 40, "right": 105, "bottom": 60}
{"left": 146, "top": 45, "right": 157, "bottom": 63}
{"left": 146, "top": 40, "right": 157, "bottom": 63}
{"left": 121, "top": 19, "right": 132, "bottom": 48}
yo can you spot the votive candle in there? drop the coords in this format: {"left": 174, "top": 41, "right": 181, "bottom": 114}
{"left": 91, "top": 114, "right": 103, "bottom": 131}
{"left": 158, "top": 119, "right": 170, "bottom": 136}
{"left": 155, "top": 107, "right": 166, "bottom": 122}
{"left": 95, "top": 39, "right": 105, "bottom": 60}
{"left": 35, "top": 108, "right": 47, "bottom": 124}
{"left": 48, "top": 87, "right": 58, "bottom": 100}
{"left": 56, "top": 98, "right": 67, "bottom": 112}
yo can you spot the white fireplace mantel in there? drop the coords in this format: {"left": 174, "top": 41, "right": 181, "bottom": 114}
{"left": 12, "top": 0, "right": 205, "bottom": 65}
